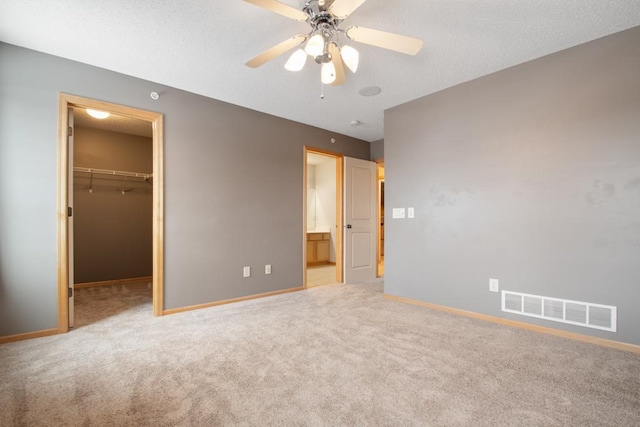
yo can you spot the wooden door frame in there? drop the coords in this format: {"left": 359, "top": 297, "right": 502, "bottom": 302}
{"left": 57, "top": 93, "right": 164, "bottom": 333}
{"left": 303, "top": 147, "right": 344, "bottom": 287}
{"left": 377, "top": 162, "right": 384, "bottom": 276}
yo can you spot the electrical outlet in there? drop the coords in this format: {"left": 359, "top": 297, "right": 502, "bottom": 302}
{"left": 265, "top": 264, "right": 271, "bottom": 275}
{"left": 489, "top": 278, "right": 499, "bottom": 292}
{"left": 243, "top": 266, "right": 251, "bottom": 278}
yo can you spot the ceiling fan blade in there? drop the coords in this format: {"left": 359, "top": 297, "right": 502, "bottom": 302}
{"left": 329, "top": 0, "right": 368, "bottom": 18}
{"left": 245, "top": 35, "right": 307, "bottom": 68}
{"left": 346, "top": 26, "right": 423, "bottom": 56}
{"left": 243, "top": 0, "right": 308, "bottom": 21}
{"left": 328, "top": 43, "right": 346, "bottom": 86}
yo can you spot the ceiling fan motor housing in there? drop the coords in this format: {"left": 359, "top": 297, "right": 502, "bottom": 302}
{"left": 304, "top": 0, "right": 343, "bottom": 31}
{"left": 304, "top": 0, "right": 345, "bottom": 64}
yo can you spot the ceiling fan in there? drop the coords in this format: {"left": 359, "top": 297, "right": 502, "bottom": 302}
{"left": 244, "top": 0, "right": 423, "bottom": 86}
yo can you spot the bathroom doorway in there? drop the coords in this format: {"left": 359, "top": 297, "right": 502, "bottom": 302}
{"left": 304, "top": 148, "right": 343, "bottom": 287}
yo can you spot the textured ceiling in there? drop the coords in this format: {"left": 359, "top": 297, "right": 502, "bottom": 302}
{"left": 1, "top": 1, "right": 639, "bottom": 142}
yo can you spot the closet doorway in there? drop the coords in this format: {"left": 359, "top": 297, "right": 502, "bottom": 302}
{"left": 304, "top": 148, "right": 343, "bottom": 287}
{"left": 57, "top": 94, "right": 164, "bottom": 333}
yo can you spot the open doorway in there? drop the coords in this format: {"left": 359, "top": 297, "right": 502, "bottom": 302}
{"left": 71, "top": 107, "right": 153, "bottom": 327}
{"left": 304, "top": 148, "right": 343, "bottom": 287}
{"left": 57, "top": 94, "right": 164, "bottom": 333}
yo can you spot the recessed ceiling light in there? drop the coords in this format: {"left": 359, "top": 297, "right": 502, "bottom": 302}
{"left": 358, "top": 86, "right": 382, "bottom": 97}
{"left": 86, "top": 109, "right": 110, "bottom": 119}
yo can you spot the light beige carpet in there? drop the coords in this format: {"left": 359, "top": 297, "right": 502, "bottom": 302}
{"left": 1, "top": 280, "right": 640, "bottom": 426}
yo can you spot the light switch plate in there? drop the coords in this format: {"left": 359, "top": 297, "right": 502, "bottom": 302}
{"left": 243, "top": 266, "right": 251, "bottom": 278}
{"left": 265, "top": 264, "right": 271, "bottom": 275}
{"left": 408, "top": 207, "right": 415, "bottom": 218}
{"left": 392, "top": 208, "right": 405, "bottom": 219}
{"left": 489, "top": 278, "right": 499, "bottom": 292}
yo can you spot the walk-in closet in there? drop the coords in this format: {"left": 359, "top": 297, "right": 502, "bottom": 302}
{"left": 71, "top": 107, "right": 153, "bottom": 326}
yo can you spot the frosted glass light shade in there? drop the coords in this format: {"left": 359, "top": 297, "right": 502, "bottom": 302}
{"left": 86, "top": 109, "right": 110, "bottom": 119}
{"left": 321, "top": 61, "right": 336, "bottom": 84}
{"left": 304, "top": 33, "right": 325, "bottom": 57}
{"left": 285, "top": 49, "right": 307, "bottom": 71}
{"left": 340, "top": 45, "right": 359, "bottom": 73}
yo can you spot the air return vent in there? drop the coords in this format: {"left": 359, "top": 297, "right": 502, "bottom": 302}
{"left": 501, "top": 291, "right": 616, "bottom": 332}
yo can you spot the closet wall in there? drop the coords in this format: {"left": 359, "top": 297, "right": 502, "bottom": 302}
{"left": 306, "top": 165, "right": 316, "bottom": 230}
{"left": 314, "top": 159, "right": 337, "bottom": 262}
{"left": 73, "top": 125, "right": 152, "bottom": 283}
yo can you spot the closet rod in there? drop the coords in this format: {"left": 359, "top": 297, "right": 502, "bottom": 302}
{"left": 73, "top": 166, "right": 152, "bottom": 180}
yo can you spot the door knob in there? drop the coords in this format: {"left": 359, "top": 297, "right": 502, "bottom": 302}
{"left": 346, "top": 224, "right": 352, "bottom": 229}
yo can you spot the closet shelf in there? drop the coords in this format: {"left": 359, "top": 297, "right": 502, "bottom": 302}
{"left": 74, "top": 167, "right": 152, "bottom": 180}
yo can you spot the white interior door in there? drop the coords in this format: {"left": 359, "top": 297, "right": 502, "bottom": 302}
{"left": 344, "top": 157, "right": 377, "bottom": 283}
{"left": 68, "top": 107, "right": 75, "bottom": 328}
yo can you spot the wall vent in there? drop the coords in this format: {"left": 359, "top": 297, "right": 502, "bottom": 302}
{"left": 501, "top": 291, "right": 616, "bottom": 332}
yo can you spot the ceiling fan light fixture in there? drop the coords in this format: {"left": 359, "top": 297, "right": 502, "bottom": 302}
{"left": 284, "top": 49, "right": 308, "bottom": 71}
{"left": 304, "top": 33, "right": 325, "bottom": 57}
{"left": 321, "top": 61, "right": 336, "bottom": 84}
{"left": 244, "top": 0, "right": 424, "bottom": 91}
{"left": 340, "top": 45, "right": 359, "bottom": 73}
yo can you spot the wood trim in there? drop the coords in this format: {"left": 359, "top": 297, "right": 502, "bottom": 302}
{"left": 377, "top": 161, "right": 385, "bottom": 179}
{"left": 58, "top": 94, "right": 165, "bottom": 337}
{"left": 335, "top": 155, "right": 344, "bottom": 283}
{"left": 152, "top": 114, "right": 164, "bottom": 316}
{"left": 57, "top": 96, "right": 70, "bottom": 333}
{"left": 384, "top": 294, "right": 640, "bottom": 355}
{"left": 163, "top": 287, "right": 304, "bottom": 315}
{"left": 75, "top": 276, "right": 153, "bottom": 289}
{"left": 307, "top": 261, "right": 336, "bottom": 267}
{"left": 305, "top": 146, "right": 344, "bottom": 158}
{"left": 0, "top": 329, "right": 59, "bottom": 345}
{"left": 307, "top": 261, "right": 332, "bottom": 266}
{"left": 376, "top": 162, "right": 384, "bottom": 269}
{"left": 303, "top": 148, "right": 308, "bottom": 288}
{"left": 60, "top": 94, "right": 162, "bottom": 121}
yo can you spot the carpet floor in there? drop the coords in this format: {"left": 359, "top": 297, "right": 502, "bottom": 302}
{"left": 1, "top": 280, "right": 639, "bottom": 426}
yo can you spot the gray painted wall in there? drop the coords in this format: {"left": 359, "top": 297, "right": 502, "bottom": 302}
{"left": 370, "top": 139, "right": 384, "bottom": 162}
{"left": 0, "top": 42, "right": 369, "bottom": 336}
{"left": 73, "top": 126, "right": 153, "bottom": 283}
{"left": 384, "top": 26, "right": 640, "bottom": 345}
